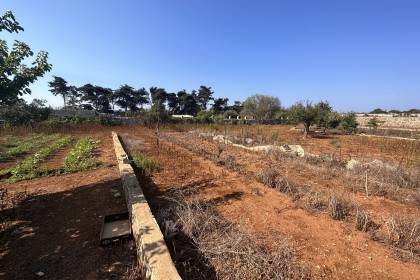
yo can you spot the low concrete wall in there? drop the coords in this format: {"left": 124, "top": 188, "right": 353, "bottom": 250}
{"left": 111, "top": 132, "right": 181, "bottom": 280}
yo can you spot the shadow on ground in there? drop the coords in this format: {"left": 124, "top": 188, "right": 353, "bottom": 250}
{"left": 0, "top": 178, "right": 137, "bottom": 280}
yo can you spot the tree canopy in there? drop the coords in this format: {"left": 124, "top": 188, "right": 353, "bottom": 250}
{"left": 0, "top": 11, "right": 52, "bottom": 106}
{"left": 242, "top": 94, "right": 281, "bottom": 121}
{"left": 48, "top": 76, "right": 69, "bottom": 106}
{"left": 288, "top": 101, "right": 332, "bottom": 138}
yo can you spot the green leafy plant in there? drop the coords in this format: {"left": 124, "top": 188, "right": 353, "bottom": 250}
{"left": 132, "top": 153, "right": 160, "bottom": 176}
{"left": 0, "top": 133, "right": 60, "bottom": 161}
{"left": 64, "top": 137, "right": 100, "bottom": 172}
{"left": 8, "top": 135, "right": 73, "bottom": 182}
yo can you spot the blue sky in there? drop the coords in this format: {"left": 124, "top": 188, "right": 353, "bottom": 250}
{"left": 2, "top": 0, "right": 420, "bottom": 111}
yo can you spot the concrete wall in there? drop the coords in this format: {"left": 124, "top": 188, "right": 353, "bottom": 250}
{"left": 111, "top": 132, "right": 181, "bottom": 280}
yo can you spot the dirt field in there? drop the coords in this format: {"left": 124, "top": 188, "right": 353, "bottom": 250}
{"left": 0, "top": 131, "right": 137, "bottom": 280}
{"left": 1, "top": 124, "right": 419, "bottom": 280}
{"left": 118, "top": 125, "right": 419, "bottom": 280}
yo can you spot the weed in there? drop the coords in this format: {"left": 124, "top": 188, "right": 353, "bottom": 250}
{"left": 64, "top": 137, "right": 100, "bottom": 172}
{"left": 132, "top": 153, "right": 160, "bottom": 176}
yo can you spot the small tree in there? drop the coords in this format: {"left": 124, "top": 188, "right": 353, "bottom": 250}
{"left": 338, "top": 113, "right": 358, "bottom": 133}
{"left": 288, "top": 101, "right": 332, "bottom": 138}
{"left": 242, "top": 94, "right": 281, "bottom": 121}
{"left": 367, "top": 117, "right": 379, "bottom": 129}
{"left": 326, "top": 111, "right": 342, "bottom": 129}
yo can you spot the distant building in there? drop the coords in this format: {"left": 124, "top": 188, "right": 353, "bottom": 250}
{"left": 171, "top": 114, "right": 194, "bottom": 119}
{"left": 51, "top": 108, "right": 96, "bottom": 118}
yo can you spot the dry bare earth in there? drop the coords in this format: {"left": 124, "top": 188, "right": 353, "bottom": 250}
{"left": 116, "top": 126, "right": 419, "bottom": 280}
{"left": 0, "top": 131, "right": 137, "bottom": 280}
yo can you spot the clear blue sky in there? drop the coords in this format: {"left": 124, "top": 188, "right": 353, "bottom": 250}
{"left": 2, "top": 0, "right": 420, "bottom": 112}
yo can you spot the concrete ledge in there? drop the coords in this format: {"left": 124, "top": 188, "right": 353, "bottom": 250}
{"left": 111, "top": 132, "right": 181, "bottom": 280}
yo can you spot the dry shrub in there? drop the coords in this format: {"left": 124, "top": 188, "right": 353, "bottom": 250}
{"left": 274, "top": 178, "right": 299, "bottom": 196}
{"left": 298, "top": 189, "right": 326, "bottom": 212}
{"left": 255, "top": 167, "right": 278, "bottom": 188}
{"left": 328, "top": 194, "right": 352, "bottom": 220}
{"left": 157, "top": 192, "right": 310, "bottom": 280}
{"left": 355, "top": 208, "right": 372, "bottom": 232}
{"left": 348, "top": 162, "right": 420, "bottom": 205}
{"left": 224, "top": 155, "right": 242, "bottom": 172}
{"left": 386, "top": 215, "right": 419, "bottom": 255}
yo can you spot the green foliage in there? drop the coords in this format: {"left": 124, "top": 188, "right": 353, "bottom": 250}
{"left": 132, "top": 153, "right": 160, "bottom": 176}
{"left": 0, "top": 133, "right": 60, "bottom": 161}
{"left": 0, "top": 99, "right": 52, "bottom": 126}
{"left": 288, "top": 101, "right": 332, "bottom": 137}
{"left": 64, "top": 137, "right": 100, "bottom": 172}
{"left": 326, "top": 112, "right": 342, "bottom": 128}
{"left": 0, "top": 11, "right": 52, "bottom": 106}
{"left": 78, "top": 84, "right": 113, "bottom": 113}
{"left": 0, "top": 10, "right": 24, "bottom": 33}
{"left": 177, "top": 90, "right": 200, "bottom": 115}
{"left": 223, "top": 110, "right": 239, "bottom": 119}
{"left": 9, "top": 135, "right": 73, "bottom": 182}
{"left": 338, "top": 113, "right": 358, "bottom": 133}
{"left": 48, "top": 76, "right": 70, "bottom": 106}
{"left": 242, "top": 94, "right": 281, "bottom": 121}
{"left": 149, "top": 87, "right": 168, "bottom": 113}
{"left": 212, "top": 98, "right": 229, "bottom": 114}
{"left": 195, "top": 110, "right": 214, "bottom": 123}
{"left": 367, "top": 117, "right": 379, "bottom": 129}
{"left": 197, "top": 85, "right": 214, "bottom": 110}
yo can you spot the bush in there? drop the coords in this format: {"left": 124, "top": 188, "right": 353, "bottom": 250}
{"left": 0, "top": 102, "right": 51, "bottom": 127}
{"left": 195, "top": 110, "right": 214, "bottom": 123}
{"left": 338, "top": 113, "right": 358, "bottom": 133}
{"left": 328, "top": 194, "right": 351, "bottom": 220}
{"left": 386, "top": 215, "right": 419, "bottom": 253}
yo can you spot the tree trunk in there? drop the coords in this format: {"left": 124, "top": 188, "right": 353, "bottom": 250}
{"left": 303, "top": 123, "right": 310, "bottom": 139}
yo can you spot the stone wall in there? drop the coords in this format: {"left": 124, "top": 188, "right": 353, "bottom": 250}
{"left": 356, "top": 116, "right": 420, "bottom": 129}
{"left": 111, "top": 132, "right": 181, "bottom": 280}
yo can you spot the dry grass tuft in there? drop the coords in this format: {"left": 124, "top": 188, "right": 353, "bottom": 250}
{"left": 355, "top": 208, "right": 372, "bottom": 232}
{"left": 328, "top": 194, "right": 352, "bottom": 220}
{"left": 255, "top": 167, "right": 278, "bottom": 188}
{"left": 157, "top": 191, "right": 310, "bottom": 280}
